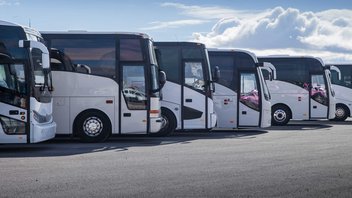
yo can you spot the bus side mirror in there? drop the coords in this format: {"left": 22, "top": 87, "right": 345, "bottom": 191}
{"left": 159, "top": 70, "right": 166, "bottom": 88}
{"left": 261, "top": 69, "right": 273, "bottom": 81}
{"left": 19, "top": 40, "right": 50, "bottom": 69}
{"left": 255, "top": 62, "right": 264, "bottom": 67}
{"left": 9, "top": 64, "right": 16, "bottom": 76}
{"left": 74, "top": 64, "right": 91, "bottom": 74}
{"left": 213, "top": 66, "right": 220, "bottom": 82}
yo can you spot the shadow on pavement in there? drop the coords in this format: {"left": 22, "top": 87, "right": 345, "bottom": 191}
{"left": 0, "top": 130, "right": 267, "bottom": 158}
{"left": 268, "top": 120, "right": 333, "bottom": 131}
{"left": 325, "top": 120, "right": 352, "bottom": 125}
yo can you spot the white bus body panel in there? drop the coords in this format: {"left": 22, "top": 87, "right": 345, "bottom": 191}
{"left": 52, "top": 71, "right": 118, "bottom": 134}
{"left": 161, "top": 81, "right": 182, "bottom": 129}
{"left": 310, "top": 100, "right": 328, "bottom": 118}
{"left": 213, "top": 83, "right": 237, "bottom": 128}
{"left": 238, "top": 102, "right": 260, "bottom": 126}
{"left": 266, "top": 80, "right": 310, "bottom": 120}
{"left": 207, "top": 97, "right": 217, "bottom": 128}
{"left": 149, "top": 97, "right": 163, "bottom": 133}
{"left": 332, "top": 85, "right": 352, "bottom": 117}
{"left": 329, "top": 95, "right": 337, "bottom": 119}
{"left": 261, "top": 98, "right": 272, "bottom": 128}
{"left": 326, "top": 70, "right": 336, "bottom": 119}
{"left": 0, "top": 99, "right": 56, "bottom": 144}
{"left": 183, "top": 86, "right": 207, "bottom": 129}
{"left": 29, "top": 97, "right": 56, "bottom": 143}
{"left": 120, "top": 99, "right": 147, "bottom": 134}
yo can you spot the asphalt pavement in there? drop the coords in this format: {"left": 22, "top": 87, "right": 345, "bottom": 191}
{"left": 1, "top": 120, "right": 352, "bottom": 197}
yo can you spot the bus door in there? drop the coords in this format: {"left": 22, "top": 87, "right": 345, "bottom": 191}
{"left": 238, "top": 70, "right": 261, "bottom": 127}
{"left": 182, "top": 61, "right": 207, "bottom": 129}
{"left": 120, "top": 65, "right": 148, "bottom": 134}
{"left": 310, "top": 73, "right": 328, "bottom": 118}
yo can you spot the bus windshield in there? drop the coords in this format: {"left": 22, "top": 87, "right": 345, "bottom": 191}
{"left": 258, "top": 69, "right": 270, "bottom": 101}
{"left": 149, "top": 41, "right": 160, "bottom": 94}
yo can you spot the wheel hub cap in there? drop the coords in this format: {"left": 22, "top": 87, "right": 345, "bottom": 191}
{"left": 274, "top": 109, "right": 286, "bottom": 122}
{"left": 336, "top": 108, "right": 345, "bottom": 118}
{"left": 83, "top": 117, "right": 103, "bottom": 137}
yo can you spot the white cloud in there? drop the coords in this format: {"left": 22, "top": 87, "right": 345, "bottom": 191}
{"left": 188, "top": 6, "right": 352, "bottom": 63}
{"left": 161, "top": 2, "right": 265, "bottom": 21}
{"left": 161, "top": 2, "right": 240, "bottom": 19}
{"left": 0, "top": 0, "right": 20, "bottom": 6}
{"left": 141, "top": 19, "right": 209, "bottom": 30}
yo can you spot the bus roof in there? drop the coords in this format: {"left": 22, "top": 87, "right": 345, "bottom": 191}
{"left": 0, "top": 20, "right": 20, "bottom": 27}
{"left": 207, "top": 48, "right": 258, "bottom": 63}
{"left": 325, "top": 63, "right": 352, "bottom": 66}
{"left": 41, "top": 31, "right": 152, "bottom": 39}
{"left": 0, "top": 20, "right": 42, "bottom": 38}
{"left": 258, "top": 55, "right": 325, "bottom": 66}
{"left": 154, "top": 41, "right": 206, "bottom": 48}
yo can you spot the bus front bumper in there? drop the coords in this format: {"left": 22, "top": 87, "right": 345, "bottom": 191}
{"left": 210, "top": 112, "right": 217, "bottom": 128}
{"left": 31, "top": 121, "right": 56, "bottom": 143}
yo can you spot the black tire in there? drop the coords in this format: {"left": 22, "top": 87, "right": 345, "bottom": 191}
{"left": 74, "top": 110, "right": 111, "bottom": 143}
{"left": 332, "top": 105, "right": 349, "bottom": 121}
{"left": 151, "top": 108, "right": 176, "bottom": 136}
{"left": 272, "top": 105, "right": 291, "bottom": 126}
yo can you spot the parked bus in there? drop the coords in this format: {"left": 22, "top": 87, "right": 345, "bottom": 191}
{"left": 208, "top": 49, "right": 271, "bottom": 128}
{"left": 0, "top": 21, "right": 56, "bottom": 143}
{"left": 326, "top": 64, "right": 352, "bottom": 121}
{"left": 154, "top": 42, "right": 217, "bottom": 135}
{"left": 42, "top": 32, "right": 166, "bottom": 142}
{"left": 258, "top": 56, "right": 336, "bottom": 125}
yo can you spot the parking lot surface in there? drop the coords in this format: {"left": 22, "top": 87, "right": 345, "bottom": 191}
{"left": 1, "top": 120, "right": 352, "bottom": 197}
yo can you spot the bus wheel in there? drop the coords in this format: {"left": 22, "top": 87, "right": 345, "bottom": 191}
{"left": 152, "top": 108, "right": 176, "bottom": 136}
{"left": 74, "top": 110, "right": 111, "bottom": 143}
{"left": 272, "top": 105, "right": 291, "bottom": 126}
{"left": 333, "top": 105, "right": 348, "bottom": 121}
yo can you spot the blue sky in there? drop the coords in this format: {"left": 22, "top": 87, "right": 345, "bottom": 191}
{"left": 1, "top": 0, "right": 352, "bottom": 63}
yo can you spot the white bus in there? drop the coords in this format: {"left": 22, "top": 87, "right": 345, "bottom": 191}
{"left": 326, "top": 64, "right": 352, "bottom": 121}
{"left": 258, "top": 56, "right": 336, "bottom": 125}
{"left": 0, "top": 21, "right": 56, "bottom": 144}
{"left": 154, "top": 42, "right": 218, "bottom": 135}
{"left": 208, "top": 49, "right": 271, "bottom": 128}
{"left": 42, "top": 32, "right": 166, "bottom": 142}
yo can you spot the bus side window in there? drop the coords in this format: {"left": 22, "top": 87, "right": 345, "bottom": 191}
{"left": 0, "top": 64, "right": 9, "bottom": 89}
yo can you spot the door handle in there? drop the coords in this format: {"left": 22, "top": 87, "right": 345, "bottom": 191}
{"left": 185, "top": 99, "right": 192, "bottom": 102}
{"left": 9, "top": 110, "right": 19, "bottom": 115}
{"left": 313, "top": 106, "right": 317, "bottom": 109}
{"left": 242, "top": 111, "right": 247, "bottom": 115}
{"left": 123, "top": 113, "right": 131, "bottom": 117}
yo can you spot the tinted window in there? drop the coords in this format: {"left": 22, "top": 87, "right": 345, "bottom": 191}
{"left": 49, "top": 50, "right": 75, "bottom": 72}
{"left": 311, "top": 74, "right": 328, "bottom": 105}
{"left": 50, "top": 38, "right": 116, "bottom": 77}
{"left": 0, "top": 63, "right": 27, "bottom": 108}
{"left": 0, "top": 26, "right": 26, "bottom": 60}
{"left": 209, "top": 55, "right": 237, "bottom": 91}
{"left": 307, "top": 59, "right": 324, "bottom": 73}
{"left": 120, "top": 39, "right": 143, "bottom": 61}
{"left": 235, "top": 53, "right": 256, "bottom": 68}
{"left": 331, "top": 65, "right": 352, "bottom": 88}
{"left": 260, "top": 58, "right": 308, "bottom": 87}
{"left": 184, "top": 62, "right": 205, "bottom": 91}
{"left": 122, "top": 65, "right": 147, "bottom": 110}
{"left": 240, "top": 72, "right": 259, "bottom": 111}
{"left": 156, "top": 47, "right": 180, "bottom": 83}
{"left": 182, "top": 48, "right": 202, "bottom": 59}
